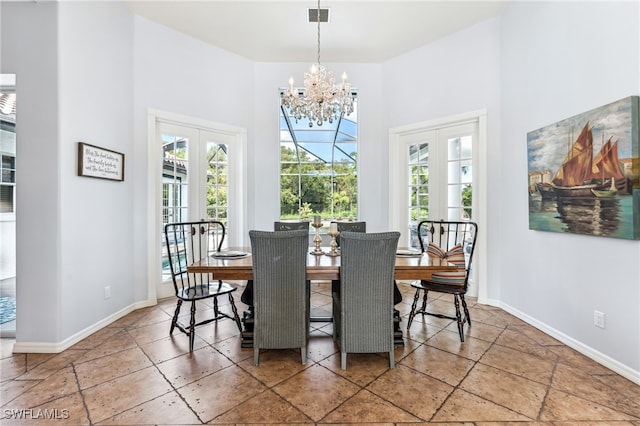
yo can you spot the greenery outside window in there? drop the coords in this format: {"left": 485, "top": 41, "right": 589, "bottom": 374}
{"left": 205, "top": 143, "right": 228, "bottom": 222}
{"left": 279, "top": 94, "right": 358, "bottom": 221}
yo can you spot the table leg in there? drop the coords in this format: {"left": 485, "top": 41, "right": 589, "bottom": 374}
{"left": 240, "top": 281, "right": 254, "bottom": 348}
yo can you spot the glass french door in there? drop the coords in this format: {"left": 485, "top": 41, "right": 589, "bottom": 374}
{"left": 401, "top": 122, "right": 477, "bottom": 248}
{"left": 390, "top": 113, "right": 484, "bottom": 298}
{"left": 159, "top": 122, "right": 233, "bottom": 281}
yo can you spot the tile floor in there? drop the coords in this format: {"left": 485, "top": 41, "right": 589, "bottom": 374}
{"left": 1, "top": 281, "right": 639, "bottom": 425}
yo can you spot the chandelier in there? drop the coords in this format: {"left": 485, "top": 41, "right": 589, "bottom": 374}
{"left": 281, "top": 0, "right": 354, "bottom": 127}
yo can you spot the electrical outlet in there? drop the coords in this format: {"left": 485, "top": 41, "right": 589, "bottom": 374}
{"left": 594, "top": 310, "right": 605, "bottom": 329}
{"left": 104, "top": 286, "right": 111, "bottom": 300}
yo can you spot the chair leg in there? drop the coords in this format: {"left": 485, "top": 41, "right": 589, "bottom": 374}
{"left": 420, "top": 289, "right": 429, "bottom": 312}
{"left": 453, "top": 295, "right": 464, "bottom": 342}
{"left": 213, "top": 296, "right": 220, "bottom": 318}
{"left": 389, "top": 349, "right": 395, "bottom": 369}
{"left": 341, "top": 351, "right": 347, "bottom": 370}
{"left": 189, "top": 301, "right": 197, "bottom": 352}
{"left": 254, "top": 346, "right": 260, "bottom": 366}
{"left": 170, "top": 299, "right": 182, "bottom": 335}
{"left": 406, "top": 289, "right": 421, "bottom": 330}
{"left": 460, "top": 294, "right": 471, "bottom": 326}
{"left": 228, "top": 293, "right": 243, "bottom": 332}
{"left": 301, "top": 345, "right": 306, "bottom": 364}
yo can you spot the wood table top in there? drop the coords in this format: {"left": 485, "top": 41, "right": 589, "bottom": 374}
{"left": 187, "top": 247, "right": 457, "bottom": 281}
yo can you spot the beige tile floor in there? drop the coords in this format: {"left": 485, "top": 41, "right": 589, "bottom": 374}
{"left": 1, "top": 281, "right": 639, "bottom": 425}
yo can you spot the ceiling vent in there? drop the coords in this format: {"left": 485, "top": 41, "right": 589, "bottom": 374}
{"left": 308, "top": 8, "right": 330, "bottom": 23}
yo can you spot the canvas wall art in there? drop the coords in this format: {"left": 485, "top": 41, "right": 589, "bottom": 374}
{"left": 527, "top": 96, "right": 639, "bottom": 239}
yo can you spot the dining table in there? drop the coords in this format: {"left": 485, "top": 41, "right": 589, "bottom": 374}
{"left": 188, "top": 247, "right": 457, "bottom": 347}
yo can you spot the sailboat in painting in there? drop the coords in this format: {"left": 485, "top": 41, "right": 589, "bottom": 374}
{"left": 536, "top": 122, "right": 629, "bottom": 198}
{"left": 527, "top": 95, "right": 639, "bottom": 240}
{"left": 591, "top": 177, "right": 617, "bottom": 198}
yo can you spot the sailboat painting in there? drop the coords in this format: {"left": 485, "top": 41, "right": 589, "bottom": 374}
{"left": 527, "top": 96, "right": 640, "bottom": 239}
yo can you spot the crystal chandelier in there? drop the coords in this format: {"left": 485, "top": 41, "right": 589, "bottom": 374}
{"left": 281, "top": 0, "right": 354, "bottom": 127}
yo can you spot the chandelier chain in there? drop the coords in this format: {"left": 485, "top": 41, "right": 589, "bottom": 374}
{"left": 316, "top": 0, "right": 321, "bottom": 66}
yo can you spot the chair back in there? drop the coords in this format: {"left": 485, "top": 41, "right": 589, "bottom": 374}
{"left": 417, "top": 220, "right": 478, "bottom": 288}
{"left": 274, "top": 221, "right": 310, "bottom": 231}
{"left": 339, "top": 231, "right": 400, "bottom": 355}
{"left": 249, "top": 229, "right": 309, "bottom": 350}
{"left": 164, "top": 220, "right": 225, "bottom": 295}
{"left": 333, "top": 221, "right": 366, "bottom": 247}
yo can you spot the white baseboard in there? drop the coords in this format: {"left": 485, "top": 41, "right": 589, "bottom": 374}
{"left": 11, "top": 299, "right": 157, "bottom": 354}
{"left": 498, "top": 301, "right": 640, "bottom": 385}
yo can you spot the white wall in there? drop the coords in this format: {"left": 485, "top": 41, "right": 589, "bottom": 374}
{"left": 2, "top": 1, "right": 138, "bottom": 347}
{"left": 499, "top": 1, "right": 639, "bottom": 376}
{"left": 57, "top": 2, "right": 135, "bottom": 339}
{"left": 1, "top": 2, "right": 62, "bottom": 343}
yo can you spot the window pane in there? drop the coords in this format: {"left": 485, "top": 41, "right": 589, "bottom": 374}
{"left": 1, "top": 155, "right": 15, "bottom": 169}
{"left": 0, "top": 154, "right": 15, "bottom": 183}
{"left": 448, "top": 184, "right": 461, "bottom": 208}
{"left": 448, "top": 137, "right": 460, "bottom": 160}
{"left": 448, "top": 161, "right": 460, "bottom": 184}
{"left": 279, "top": 95, "right": 358, "bottom": 220}
{"left": 1, "top": 170, "right": 14, "bottom": 183}
{"left": 162, "top": 135, "right": 189, "bottom": 280}
{"left": 0, "top": 185, "right": 13, "bottom": 213}
{"left": 205, "top": 142, "right": 228, "bottom": 230}
{"left": 408, "top": 142, "right": 429, "bottom": 221}
{"left": 447, "top": 134, "right": 473, "bottom": 220}
{"left": 460, "top": 159, "right": 472, "bottom": 184}
{"left": 460, "top": 135, "right": 472, "bottom": 158}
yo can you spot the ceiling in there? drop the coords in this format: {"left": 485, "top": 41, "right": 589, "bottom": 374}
{"left": 125, "top": 0, "right": 510, "bottom": 63}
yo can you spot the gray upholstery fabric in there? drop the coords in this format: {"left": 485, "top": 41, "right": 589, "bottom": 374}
{"left": 249, "top": 229, "right": 309, "bottom": 365}
{"left": 274, "top": 221, "right": 310, "bottom": 231}
{"left": 335, "top": 231, "right": 400, "bottom": 370}
{"left": 333, "top": 221, "right": 366, "bottom": 247}
{"left": 331, "top": 221, "right": 366, "bottom": 340}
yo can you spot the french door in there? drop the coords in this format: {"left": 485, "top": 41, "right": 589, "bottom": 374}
{"left": 389, "top": 112, "right": 485, "bottom": 298}
{"left": 149, "top": 112, "right": 247, "bottom": 299}
{"left": 159, "top": 124, "right": 232, "bottom": 222}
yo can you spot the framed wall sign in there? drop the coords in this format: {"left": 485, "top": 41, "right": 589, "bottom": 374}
{"left": 77, "top": 142, "right": 124, "bottom": 181}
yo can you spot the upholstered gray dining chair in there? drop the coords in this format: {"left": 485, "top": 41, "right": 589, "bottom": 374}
{"left": 330, "top": 221, "right": 403, "bottom": 343}
{"left": 243, "top": 221, "right": 309, "bottom": 304}
{"left": 164, "top": 220, "right": 243, "bottom": 352}
{"left": 241, "top": 221, "right": 310, "bottom": 343}
{"left": 274, "top": 221, "right": 310, "bottom": 231}
{"left": 406, "top": 220, "right": 478, "bottom": 342}
{"left": 330, "top": 221, "right": 366, "bottom": 339}
{"left": 332, "top": 221, "right": 366, "bottom": 247}
{"left": 335, "top": 231, "right": 400, "bottom": 370}
{"left": 249, "top": 229, "right": 310, "bottom": 365}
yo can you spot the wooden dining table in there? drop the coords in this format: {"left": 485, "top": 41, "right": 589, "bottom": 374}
{"left": 188, "top": 247, "right": 457, "bottom": 281}
{"left": 187, "top": 247, "right": 457, "bottom": 347}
